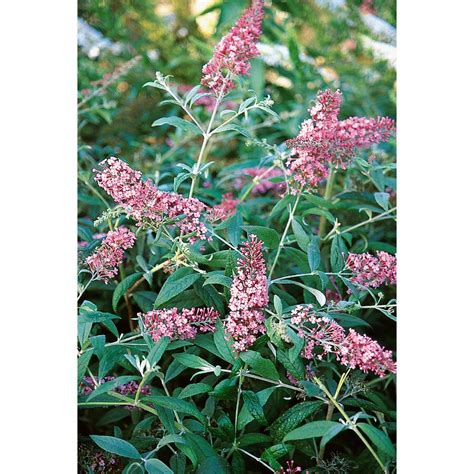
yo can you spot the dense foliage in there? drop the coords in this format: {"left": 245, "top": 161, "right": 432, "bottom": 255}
{"left": 78, "top": 1, "right": 396, "bottom": 472}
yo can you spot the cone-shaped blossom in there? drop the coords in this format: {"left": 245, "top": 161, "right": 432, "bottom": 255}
{"left": 93, "top": 157, "right": 209, "bottom": 241}
{"left": 201, "top": 0, "right": 264, "bottom": 95}
{"left": 346, "top": 251, "right": 396, "bottom": 289}
{"left": 291, "top": 305, "right": 396, "bottom": 377}
{"left": 140, "top": 307, "right": 219, "bottom": 342}
{"left": 86, "top": 227, "right": 136, "bottom": 282}
{"left": 224, "top": 235, "right": 269, "bottom": 352}
{"left": 286, "top": 89, "right": 395, "bottom": 191}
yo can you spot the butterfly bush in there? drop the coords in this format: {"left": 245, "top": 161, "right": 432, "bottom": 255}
{"left": 140, "top": 307, "right": 219, "bottom": 342}
{"left": 347, "top": 250, "right": 397, "bottom": 288}
{"left": 86, "top": 227, "right": 135, "bottom": 282}
{"left": 225, "top": 235, "right": 269, "bottom": 352}
{"left": 286, "top": 89, "right": 395, "bottom": 191}
{"left": 201, "top": 0, "right": 264, "bottom": 95}
{"left": 94, "top": 157, "right": 209, "bottom": 241}
{"left": 291, "top": 305, "right": 396, "bottom": 377}
{"left": 78, "top": 2, "right": 397, "bottom": 472}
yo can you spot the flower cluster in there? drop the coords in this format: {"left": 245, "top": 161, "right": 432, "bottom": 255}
{"left": 286, "top": 89, "right": 395, "bottom": 191}
{"left": 225, "top": 235, "right": 269, "bottom": 352}
{"left": 277, "top": 460, "right": 307, "bottom": 474}
{"left": 208, "top": 193, "right": 240, "bottom": 222}
{"left": 346, "top": 251, "right": 397, "bottom": 288}
{"left": 291, "top": 305, "right": 396, "bottom": 377}
{"left": 78, "top": 443, "right": 121, "bottom": 473}
{"left": 201, "top": 0, "right": 264, "bottom": 95}
{"left": 233, "top": 166, "right": 286, "bottom": 196}
{"left": 94, "top": 157, "right": 209, "bottom": 241}
{"left": 86, "top": 227, "right": 135, "bottom": 282}
{"left": 140, "top": 307, "right": 219, "bottom": 342}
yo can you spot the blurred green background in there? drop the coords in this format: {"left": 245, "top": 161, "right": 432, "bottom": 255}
{"left": 78, "top": 0, "right": 395, "bottom": 170}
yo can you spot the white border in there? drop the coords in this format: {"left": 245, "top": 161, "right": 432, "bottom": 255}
{"left": 1, "top": 0, "right": 473, "bottom": 471}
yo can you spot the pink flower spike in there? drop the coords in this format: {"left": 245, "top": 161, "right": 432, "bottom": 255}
{"left": 201, "top": 0, "right": 264, "bottom": 95}
{"left": 346, "top": 251, "right": 397, "bottom": 289}
{"left": 290, "top": 305, "right": 396, "bottom": 377}
{"left": 286, "top": 89, "right": 395, "bottom": 192}
{"left": 93, "top": 157, "right": 209, "bottom": 242}
{"left": 224, "top": 235, "right": 269, "bottom": 352}
{"left": 140, "top": 307, "right": 219, "bottom": 342}
{"left": 86, "top": 227, "right": 136, "bottom": 283}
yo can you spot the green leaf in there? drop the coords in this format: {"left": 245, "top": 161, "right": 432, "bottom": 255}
{"left": 113, "top": 273, "right": 142, "bottom": 311}
{"left": 270, "top": 401, "right": 324, "bottom": 442}
{"left": 154, "top": 268, "right": 201, "bottom": 308}
{"left": 307, "top": 236, "right": 321, "bottom": 272}
{"left": 358, "top": 423, "right": 395, "bottom": 459}
{"left": 240, "top": 351, "right": 279, "bottom": 380}
{"left": 237, "top": 387, "right": 276, "bottom": 430}
{"left": 178, "top": 383, "right": 212, "bottom": 399}
{"left": 77, "top": 311, "right": 120, "bottom": 324}
{"left": 291, "top": 219, "right": 310, "bottom": 251}
{"left": 146, "top": 396, "right": 206, "bottom": 423}
{"left": 227, "top": 212, "right": 243, "bottom": 247}
{"left": 147, "top": 336, "right": 170, "bottom": 367}
{"left": 144, "top": 459, "right": 173, "bottom": 474}
{"left": 152, "top": 116, "right": 201, "bottom": 135}
{"left": 374, "top": 192, "right": 390, "bottom": 211}
{"left": 87, "top": 375, "right": 140, "bottom": 401}
{"left": 275, "top": 280, "right": 326, "bottom": 306}
{"left": 203, "top": 273, "right": 233, "bottom": 288}
{"left": 241, "top": 225, "right": 279, "bottom": 249}
{"left": 276, "top": 350, "right": 305, "bottom": 380}
{"left": 238, "top": 433, "right": 272, "bottom": 447}
{"left": 330, "top": 236, "right": 345, "bottom": 273}
{"left": 172, "top": 353, "right": 215, "bottom": 371}
{"left": 210, "top": 377, "right": 237, "bottom": 400}
{"left": 98, "top": 346, "right": 127, "bottom": 379}
{"left": 77, "top": 350, "right": 93, "bottom": 386}
{"left": 283, "top": 421, "right": 341, "bottom": 442}
{"left": 213, "top": 123, "right": 252, "bottom": 139}
{"left": 261, "top": 443, "right": 290, "bottom": 463}
{"left": 242, "top": 390, "right": 267, "bottom": 425}
{"left": 320, "top": 423, "right": 347, "bottom": 448}
{"left": 273, "top": 295, "right": 283, "bottom": 316}
{"left": 213, "top": 319, "right": 236, "bottom": 364}
{"left": 196, "top": 456, "right": 231, "bottom": 473}
{"left": 90, "top": 435, "right": 141, "bottom": 459}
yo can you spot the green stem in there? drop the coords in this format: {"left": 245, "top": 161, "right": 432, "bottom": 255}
{"left": 269, "top": 193, "right": 301, "bottom": 278}
{"left": 312, "top": 375, "right": 387, "bottom": 472}
{"left": 79, "top": 392, "right": 158, "bottom": 416}
{"left": 77, "top": 274, "right": 96, "bottom": 301}
{"left": 83, "top": 180, "right": 114, "bottom": 231}
{"left": 319, "top": 166, "right": 336, "bottom": 237}
{"left": 189, "top": 83, "right": 226, "bottom": 198}
{"left": 324, "top": 207, "right": 397, "bottom": 242}
{"left": 238, "top": 448, "right": 274, "bottom": 472}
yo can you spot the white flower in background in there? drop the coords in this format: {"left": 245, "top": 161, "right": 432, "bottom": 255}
{"left": 78, "top": 17, "right": 125, "bottom": 58}
{"left": 361, "top": 36, "right": 396, "bottom": 68}
{"left": 257, "top": 42, "right": 312, "bottom": 68}
{"left": 315, "top": 0, "right": 346, "bottom": 11}
{"left": 361, "top": 12, "right": 396, "bottom": 45}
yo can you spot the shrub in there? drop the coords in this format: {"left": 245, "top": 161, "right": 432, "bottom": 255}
{"left": 78, "top": 1, "right": 396, "bottom": 472}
